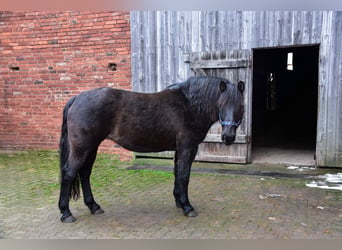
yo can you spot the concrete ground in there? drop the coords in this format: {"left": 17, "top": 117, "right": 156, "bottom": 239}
{"left": 0, "top": 152, "right": 341, "bottom": 239}
{"left": 252, "top": 147, "right": 316, "bottom": 166}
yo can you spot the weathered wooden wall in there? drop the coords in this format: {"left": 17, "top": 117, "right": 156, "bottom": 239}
{"left": 131, "top": 11, "right": 342, "bottom": 167}
{"left": 131, "top": 11, "right": 325, "bottom": 91}
{"left": 317, "top": 11, "right": 342, "bottom": 167}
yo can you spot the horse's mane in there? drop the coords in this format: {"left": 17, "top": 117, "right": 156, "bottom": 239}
{"left": 167, "top": 76, "right": 242, "bottom": 122}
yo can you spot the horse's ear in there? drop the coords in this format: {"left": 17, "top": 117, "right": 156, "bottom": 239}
{"left": 237, "top": 81, "right": 245, "bottom": 93}
{"left": 219, "top": 81, "right": 227, "bottom": 92}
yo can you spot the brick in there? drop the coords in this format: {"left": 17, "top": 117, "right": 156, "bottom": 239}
{"left": 0, "top": 11, "right": 132, "bottom": 160}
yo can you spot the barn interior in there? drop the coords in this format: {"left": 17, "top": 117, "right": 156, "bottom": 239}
{"left": 251, "top": 45, "right": 319, "bottom": 166}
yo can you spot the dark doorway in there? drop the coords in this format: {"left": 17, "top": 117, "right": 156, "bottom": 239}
{"left": 252, "top": 46, "right": 319, "bottom": 163}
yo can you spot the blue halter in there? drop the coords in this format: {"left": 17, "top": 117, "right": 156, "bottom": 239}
{"left": 219, "top": 113, "right": 241, "bottom": 127}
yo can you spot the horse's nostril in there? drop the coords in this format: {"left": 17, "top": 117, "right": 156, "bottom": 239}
{"left": 222, "top": 135, "right": 235, "bottom": 145}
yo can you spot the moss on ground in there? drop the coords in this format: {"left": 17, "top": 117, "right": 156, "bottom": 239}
{"left": 0, "top": 150, "right": 173, "bottom": 204}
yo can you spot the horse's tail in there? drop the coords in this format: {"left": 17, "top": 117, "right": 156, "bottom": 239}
{"left": 59, "top": 95, "right": 80, "bottom": 201}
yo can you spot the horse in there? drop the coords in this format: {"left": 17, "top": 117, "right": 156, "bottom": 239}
{"left": 58, "top": 76, "right": 245, "bottom": 223}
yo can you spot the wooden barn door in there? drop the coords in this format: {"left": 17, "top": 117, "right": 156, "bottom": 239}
{"left": 189, "top": 50, "right": 252, "bottom": 163}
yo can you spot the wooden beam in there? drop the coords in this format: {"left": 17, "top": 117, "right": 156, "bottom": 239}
{"left": 203, "top": 134, "right": 248, "bottom": 144}
{"left": 190, "top": 59, "right": 249, "bottom": 69}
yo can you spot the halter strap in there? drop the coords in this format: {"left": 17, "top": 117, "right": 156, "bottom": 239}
{"left": 219, "top": 113, "right": 241, "bottom": 127}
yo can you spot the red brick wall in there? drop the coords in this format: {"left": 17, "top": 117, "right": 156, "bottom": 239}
{"left": 0, "top": 11, "right": 133, "bottom": 161}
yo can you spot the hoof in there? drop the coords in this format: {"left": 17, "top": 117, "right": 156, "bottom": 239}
{"left": 61, "top": 215, "right": 77, "bottom": 223}
{"left": 92, "top": 208, "right": 105, "bottom": 215}
{"left": 185, "top": 210, "right": 198, "bottom": 217}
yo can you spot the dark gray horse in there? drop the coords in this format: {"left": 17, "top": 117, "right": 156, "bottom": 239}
{"left": 58, "top": 76, "right": 245, "bottom": 223}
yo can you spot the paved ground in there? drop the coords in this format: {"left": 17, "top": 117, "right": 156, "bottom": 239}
{"left": 0, "top": 151, "right": 341, "bottom": 239}
{"left": 252, "top": 147, "right": 316, "bottom": 166}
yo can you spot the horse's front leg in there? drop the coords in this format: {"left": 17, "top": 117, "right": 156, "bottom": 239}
{"left": 174, "top": 145, "right": 199, "bottom": 217}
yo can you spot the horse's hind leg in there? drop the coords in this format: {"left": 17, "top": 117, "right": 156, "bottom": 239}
{"left": 59, "top": 156, "right": 84, "bottom": 223}
{"left": 59, "top": 174, "right": 76, "bottom": 223}
{"left": 59, "top": 149, "right": 97, "bottom": 223}
{"left": 79, "top": 149, "right": 104, "bottom": 215}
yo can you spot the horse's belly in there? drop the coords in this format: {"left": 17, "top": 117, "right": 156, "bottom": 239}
{"left": 107, "top": 133, "right": 176, "bottom": 153}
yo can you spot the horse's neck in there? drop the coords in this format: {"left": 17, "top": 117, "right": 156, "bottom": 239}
{"left": 182, "top": 89, "right": 219, "bottom": 127}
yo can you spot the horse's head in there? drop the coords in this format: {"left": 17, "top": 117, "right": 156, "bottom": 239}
{"left": 217, "top": 80, "right": 245, "bottom": 145}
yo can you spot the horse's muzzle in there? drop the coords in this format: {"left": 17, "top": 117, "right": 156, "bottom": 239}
{"left": 222, "top": 135, "right": 235, "bottom": 145}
